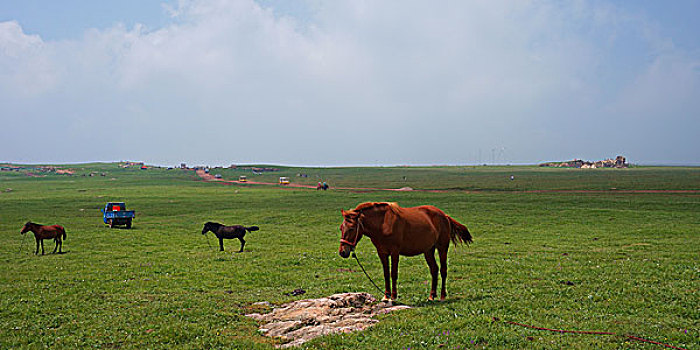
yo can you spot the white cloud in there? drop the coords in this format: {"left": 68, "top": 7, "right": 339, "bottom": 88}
{"left": 1, "top": 0, "right": 698, "bottom": 165}
{"left": 0, "top": 20, "right": 42, "bottom": 56}
{"left": 0, "top": 21, "right": 59, "bottom": 96}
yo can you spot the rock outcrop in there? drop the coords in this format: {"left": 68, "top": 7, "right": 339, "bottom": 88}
{"left": 246, "top": 292, "right": 411, "bottom": 348}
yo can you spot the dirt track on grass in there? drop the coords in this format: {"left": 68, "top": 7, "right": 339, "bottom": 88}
{"left": 195, "top": 170, "right": 699, "bottom": 194}
{"left": 195, "top": 170, "right": 428, "bottom": 192}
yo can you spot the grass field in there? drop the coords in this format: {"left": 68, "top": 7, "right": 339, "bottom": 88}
{"left": 0, "top": 164, "right": 698, "bottom": 349}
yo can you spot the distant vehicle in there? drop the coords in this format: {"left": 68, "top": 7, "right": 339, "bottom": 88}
{"left": 215, "top": 174, "right": 222, "bottom": 179}
{"left": 279, "top": 176, "right": 290, "bottom": 185}
{"left": 101, "top": 202, "right": 136, "bottom": 229}
{"left": 239, "top": 175, "right": 248, "bottom": 182}
{"left": 140, "top": 166, "right": 148, "bottom": 170}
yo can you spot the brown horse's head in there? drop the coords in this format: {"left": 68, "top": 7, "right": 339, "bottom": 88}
{"left": 21, "top": 221, "right": 33, "bottom": 234}
{"left": 339, "top": 209, "right": 363, "bottom": 258}
{"left": 202, "top": 222, "right": 220, "bottom": 235}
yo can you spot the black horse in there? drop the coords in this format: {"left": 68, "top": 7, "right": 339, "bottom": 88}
{"left": 202, "top": 222, "right": 259, "bottom": 252}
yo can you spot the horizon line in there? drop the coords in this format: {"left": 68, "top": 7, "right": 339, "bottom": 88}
{"left": 3, "top": 160, "right": 700, "bottom": 168}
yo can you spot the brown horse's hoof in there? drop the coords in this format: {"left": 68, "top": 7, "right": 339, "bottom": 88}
{"left": 427, "top": 296, "right": 435, "bottom": 301}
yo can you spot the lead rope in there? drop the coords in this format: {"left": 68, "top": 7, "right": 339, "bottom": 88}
{"left": 349, "top": 218, "right": 386, "bottom": 297}
{"left": 351, "top": 251, "right": 385, "bottom": 297}
{"left": 203, "top": 232, "right": 213, "bottom": 250}
{"left": 19, "top": 233, "right": 28, "bottom": 254}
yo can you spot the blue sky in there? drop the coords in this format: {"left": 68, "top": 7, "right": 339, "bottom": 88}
{"left": 0, "top": 1, "right": 167, "bottom": 40}
{"left": 1, "top": 0, "right": 698, "bottom": 166}
{"left": 0, "top": 0, "right": 317, "bottom": 40}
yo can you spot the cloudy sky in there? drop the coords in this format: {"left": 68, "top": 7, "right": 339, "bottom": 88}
{"left": 1, "top": 0, "right": 699, "bottom": 166}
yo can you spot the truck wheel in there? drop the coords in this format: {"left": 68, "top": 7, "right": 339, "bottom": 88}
{"left": 126, "top": 219, "right": 132, "bottom": 229}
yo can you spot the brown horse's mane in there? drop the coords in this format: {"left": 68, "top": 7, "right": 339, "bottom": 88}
{"left": 353, "top": 202, "right": 399, "bottom": 213}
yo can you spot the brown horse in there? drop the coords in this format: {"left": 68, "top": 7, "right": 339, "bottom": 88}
{"left": 21, "top": 222, "right": 67, "bottom": 255}
{"left": 338, "top": 202, "right": 472, "bottom": 301}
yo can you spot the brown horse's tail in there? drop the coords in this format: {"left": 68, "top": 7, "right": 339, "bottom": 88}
{"left": 60, "top": 226, "right": 66, "bottom": 240}
{"left": 447, "top": 215, "right": 472, "bottom": 245}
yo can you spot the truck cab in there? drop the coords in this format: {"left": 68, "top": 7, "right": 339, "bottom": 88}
{"left": 105, "top": 202, "right": 125, "bottom": 212}
{"left": 101, "top": 202, "right": 136, "bottom": 228}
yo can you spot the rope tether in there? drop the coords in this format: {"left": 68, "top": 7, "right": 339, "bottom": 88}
{"left": 19, "top": 232, "right": 28, "bottom": 254}
{"left": 494, "top": 317, "right": 688, "bottom": 350}
{"left": 203, "top": 232, "right": 213, "bottom": 250}
{"left": 351, "top": 251, "right": 386, "bottom": 297}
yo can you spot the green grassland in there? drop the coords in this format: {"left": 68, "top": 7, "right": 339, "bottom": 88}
{"left": 213, "top": 164, "right": 700, "bottom": 191}
{"left": 0, "top": 164, "right": 698, "bottom": 349}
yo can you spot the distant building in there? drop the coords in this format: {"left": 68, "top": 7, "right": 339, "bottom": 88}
{"left": 120, "top": 161, "right": 144, "bottom": 168}
{"left": 540, "top": 156, "right": 628, "bottom": 168}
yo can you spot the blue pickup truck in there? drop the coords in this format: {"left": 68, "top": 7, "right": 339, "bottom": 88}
{"left": 101, "top": 202, "right": 136, "bottom": 228}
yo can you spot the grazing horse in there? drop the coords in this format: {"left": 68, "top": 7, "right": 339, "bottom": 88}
{"left": 338, "top": 202, "right": 472, "bottom": 301}
{"left": 202, "top": 222, "right": 259, "bottom": 252}
{"left": 21, "top": 222, "right": 67, "bottom": 255}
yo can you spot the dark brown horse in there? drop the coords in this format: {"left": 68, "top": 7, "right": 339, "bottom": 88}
{"left": 21, "top": 222, "right": 67, "bottom": 255}
{"left": 202, "top": 222, "right": 259, "bottom": 252}
{"left": 338, "top": 202, "right": 472, "bottom": 301}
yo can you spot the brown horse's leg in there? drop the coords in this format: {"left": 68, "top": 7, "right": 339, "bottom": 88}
{"left": 35, "top": 238, "right": 40, "bottom": 255}
{"left": 390, "top": 253, "right": 400, "bottom": 300}
{"left": 424, "top": 247, "right": 439, "bottom": 301}
{"left": 53, "top": 235, "right": 63, "bottom": 253}
{"left": 379, "top": 253, "right": 391, "bottom": 301}
{"left": 438, "top": 246, "right": 449, "bottom": 300}
{"left": 40, "top": 239, "right": 45, "bottom": 255}
{"left": 218, "top": 238, "right": 225, "bottom": 251}
{"left": 238, "top": 237, "right": 245, "bottom": 252}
